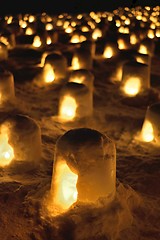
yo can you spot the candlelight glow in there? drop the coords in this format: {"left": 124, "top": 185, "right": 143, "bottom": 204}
{"left": 0, "top": 133, "right": 14, "bottom": 167}
{"left": 25, "top": 27, "right": 34, "bottom": 35}
{"left": 117, "top": 39, "right": 126, "bottom": 50}
{"left": 46, "top": 36, "right": 52, "bottom": 45}
{"left": 123, "top": 77, "right": 141, "bottom": 96}
{"left": 59, "top": 95, "right": 77, "bottom": 120}
{"left": 72, "top": 56, "right": 80, "bottom": 70}
{"left": 43, "top": 64, "right": 55, "bottom": 83}
{"left": 103, "top": 46, "right": 113, "bottom": 59}
{"left": 53, "top": 161, "right": 78, "bottom": 210}
{"left": 92, "top": 28, "right": 102, "bottom": 40}
{"left": 138, "top": 44, "right": 148, "bottom": 55}
{"left": 130, "top": 34, "right": 138, "bottom": 45}
{"left": 141, "top": 120, "right": 154, "bottom": 142}
{"left": 32, "top": 36, "right": 42, "bottom": 48}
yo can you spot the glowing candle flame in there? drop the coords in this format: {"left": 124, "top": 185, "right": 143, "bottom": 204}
{"left": 33, "top": 36, "right": 42, "bottom": 48}
{"left": 141, "top": 120, "right": 154, "bottom": 142}
{"left": 53, "top": 161, "right": 78, "bottom": 210}
{"left": 0, "top": 134, "right": 14, "bottom": 167}
{"left": 103, "top": 46, "right": 113, "bottom": 59}
{"left": 72, "top": 57, "right": 80, "bottom": 70}
{"left": 43, "top": 64, "right": 55, "bottom": 83}
{"left": 46, "top": 36, "right": 52, "bottom": 45}
{"left": 123, "top": 77, "right": 141, "bottom": 96}
{"left": 59, "top": 96, "right": 77, "bottom": 120}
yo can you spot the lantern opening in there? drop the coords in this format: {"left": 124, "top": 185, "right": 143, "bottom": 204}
{"left": 123, "top": 77, "right": 141, "bottom": 96}
{"left": 43, "top": 64, "right": 55, "bottom": 83}
{"left": 0, "top": 133, "right": 14, "bottom": 167}
{"left": 59, "top": 95, "right": 77, "bottom": 120}
{"left": 53, "top": 161, "right": 78, "bottom": 210}
{"left": 141, "top": 120, "right": 154, "bottom": 142}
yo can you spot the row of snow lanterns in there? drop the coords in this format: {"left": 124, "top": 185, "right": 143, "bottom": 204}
{"left": 1, "top": 5, "right": 160, "bottom": 50}
{"left": 0, "top": 7, "right": 160, "bottom": 215}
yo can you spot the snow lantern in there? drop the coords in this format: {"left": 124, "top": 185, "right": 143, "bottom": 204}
{"left": 120, "top": 61, "right": 150, "bottom": 97}
{"left": 117, "top": 34, "right": 131, "bottom": 50}
{"left": 0, "top": 42, "right": 8, "bottom": 61}
{"left": 138, "top": 38, "right": 155, "bottom": 57}
{"left": 50, "top": 128, "right": 116, "bottom": 214}
{"left": 0, "top": 114, "right": 42, "bottom": 169}
{"left": 71, "top": 47, "right": 93, "bottom": 70}
{"left": 140, "top": 102, "right": 160, "bottom": 143}
{"left": 44, "top": 52, "right": 68, "bottom": 82}
{"left": 58, "top": 82, "right": 93, "bottom": 121}
{"left": 69, "top": 69, "right": 94, "bottom": 92}
{"left": 0, "top": 68, "right": 15, "bottom": 105}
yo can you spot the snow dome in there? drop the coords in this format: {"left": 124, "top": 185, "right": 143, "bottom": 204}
{"left": 44, "top": 52, "right": 68, "bottom": 82}
{"left": 0, "top": 114, "right": 42, "bottom": 169}
{"left": 71, "top": 47, "right": 93, "bottom": 70}
{"left": 58, "top": 82, "right": 93, "bottom": 121}
{"left": 140, "top": 102, "right": 160, "bottom": 144}
{"left": 120, "top": 60, "right": 150, "bottom": 96}
{"left": 50, "top": 128, "right": 116, "bottom": 214}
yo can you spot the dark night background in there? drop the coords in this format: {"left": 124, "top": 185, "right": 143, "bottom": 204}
{"left": 0, "top": 0, "right": 160, "bottom": 15}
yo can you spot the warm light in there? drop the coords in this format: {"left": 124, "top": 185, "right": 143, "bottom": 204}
{"left": 92, "top": 28, "right": 102, "bottom": 40}
{"left": 72, "top": 56, "right": 80, "bottom": 70}
{"left": 70, "top": 34, "right": 80, "bottom": 43}
{"left": 52, "top": 161, "right": 78, "bottom": 210}
{"left": 124, "top": 18, "right": 130, "bottom": 25}
{"left": 141, "top": 120, "right": 154, "bottom": 142}
{"left": 81, "top": 26, "right": 89, "bottom": 32}
{"left": 130, "top": 34, "right": 138, "bottom": 45}
{"left": 59, "top": 95, "right": 77, "bottom": 120}
{"left": 0, "top": 36, "right": 9, "bottom": 46}
{"left": 118, "top": 39, "right": 126, "bottom": 50}
{"left": 123, "top": 77, "right": 141, "bottom": 96}
{"left": 32, "top": 36, "right": 42, "bottom": 48}
{"left": 25, "top": 27, "right": 34, "bottom": 35}
{"left": 20, "top": 20, "right": 27, "bottom": 28}
{"left": 7, "top": 16, "right": 13, "bottom": 24}
{"left": 46, "top": 36, "right": 52, "bottom": 45}
{"left": 65, "top": 26, "right": 73, "bottom": 33}
{"left": 28, "top": 15, "right": 35, "bottom": 23}
{"left": 45, "top": 23, "right": 53, "bottom": 31}
{"left": 103, "top": 46, "right": 113, "bottom": 59}
{"left": 155, "top": 28, "right": 160, "bottom": 38}
{"left": 138, "top": 44, "right": 148, "bottom": 55}
{"left": 43, "top": 64, "right": 55, "bottom": 83}
{"left": 0, "top": 133, "right": 14, "bottom": 167}
{"left": 147, "top": 29, "right": 155, "bottom": 39}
